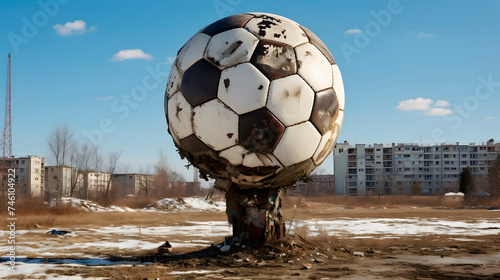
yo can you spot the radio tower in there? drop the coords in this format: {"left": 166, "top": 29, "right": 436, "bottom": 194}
{"left": 3, "top": 53, "right": 12, "bottom": 159}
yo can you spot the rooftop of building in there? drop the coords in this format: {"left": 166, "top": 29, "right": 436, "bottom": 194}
{"left": 336, "top": 139, "right": 498, "bottom": 149}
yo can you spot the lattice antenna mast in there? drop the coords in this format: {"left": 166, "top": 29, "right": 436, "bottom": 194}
{"left": 3, "top": 53, "right": 12, "bottom": 158}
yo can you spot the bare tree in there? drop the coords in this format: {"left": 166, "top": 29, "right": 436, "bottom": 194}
{"left": 169, "top": 170, "right": 185, "bottom": 197}
{"left": 489, "top": 152, "right": 500, "bottom": 198}
{"left": 92, "top": 146, "right": 104, "bottom": 200}
{"left": 47, "top": 124, "right": 74, "bottom": 199}
{"left": 411, "top": 181, "right": 422, "bottom": 196}
{"left": 154, "top": 149, "right": 170, "bottom": 197}
{"left": 68, "top": 142, "right": 98, "bottom": 197}
{"left": 138, "top": 169, "right": 154, "bottom": 198}
{"left": 104, "top": 150, "right": 122, "bottom": 201}
{"left": 459, "top": 166, "right": 476, "bottom": 200}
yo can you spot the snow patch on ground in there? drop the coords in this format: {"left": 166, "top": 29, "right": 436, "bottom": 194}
{"left": 289, "top": 218, "right": 500, "bottom": 237}
{"left": 47, "top": 197, "right": 226, "bottom": 212}
{"left": 49, "top": 197, "right": 136, "bottom": 212}
{"left": 1, "top": 262, "right": 107, "bottom": 279}
{"left": 144, "top": 197, "right": 226, "bottom": 212}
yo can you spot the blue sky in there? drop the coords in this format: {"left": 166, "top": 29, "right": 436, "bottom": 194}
{"left": 1, "top": 0, "right": 499, "bottom": 182}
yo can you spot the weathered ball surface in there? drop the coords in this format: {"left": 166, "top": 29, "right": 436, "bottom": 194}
{"left": 165, "top": 12, "right": 344, "bottom": 191}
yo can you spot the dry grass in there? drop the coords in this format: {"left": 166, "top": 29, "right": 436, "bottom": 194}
{"left": 8, "top": 195, "right": 498, "bottom": 230}
{"left": 110, "top": 196, "right": 159, "bottom": 209}
{"left": 14, "top": 210, "right": 227, "bottom": 229}
{"left": 286, "top": 195, "right": 448, "bottom": 208}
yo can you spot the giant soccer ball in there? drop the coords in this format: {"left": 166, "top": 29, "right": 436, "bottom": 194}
{"left": 165, "top": 13, "right": 345, "bottom": 191}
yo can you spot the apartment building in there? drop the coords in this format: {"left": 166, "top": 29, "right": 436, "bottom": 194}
{"left": 294, "top": 175, "right": 335, "bottom": 196}
{"left": 84, "top": 171, "right": 111, "bottom": 199}
{"left": 334, "top": 140, "right": 500, "bottom": 196}
{"left": 45, "top": 166, "right": 112, "bottom": 199}
{"left": 0, "top": 155, "right": 45, "bottom": 197}
{"left": 111, "top": 173, "right": 153, "bottom": 196}
{"left": 45, "top": 165, "right": 83, "bottom": 198}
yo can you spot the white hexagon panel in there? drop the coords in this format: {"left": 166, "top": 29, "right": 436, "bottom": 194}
{"left": 218, "top": 63, "right": 269, "bottom": 114}
{"left": 244, "top": 13, "right": 308, "bottom": 47}
{"left": 219, "top": 145, "right": 247, "bottom": 165}
{"left": 166, "top": 63, "right": 181, "bottom": 98}
{"left": 193, "top": 99, "right": 239, "bottom": 151}
{"left": 266, "top": 75, "right": 314, "bottom": 126}
{"left": 312, "top": 110, "right": 344, "bottom": 165}
{"left": 167, "top": 91, "right": 194, "bottom": 140}
{"left": 296, "top": 43, "right": 333, "bottom": 92}
{"left": 273, "top": 122, "right": 321, "bottom": 167}
{"left": 175, "top": 32, "right": 211, "bottom": 73}
{"left": 220, "top": 145, "right": 282, "bottom": 170}
{"left": 332, "top": 64, "right": 345, "bottom": 111}
{"left": 205, "top": 28, "right": 259, "bottom": 68}
{"left": 168, "top": 126, "right": 180, "bottom": 146}
{"left": 242, "top": 152, "right": 282, "bottom": 169}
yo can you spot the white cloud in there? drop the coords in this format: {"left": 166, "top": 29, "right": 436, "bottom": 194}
{"left": 96, "top": 96, "right": 115, "bottom": 101}
{"left": 53, "top": 20, "right": 95, "bottom": 36}
{"left": 161, "top": 56, "right": 175, "bottom": 65}
{"left": 111, "top": 49, "right": 153, "bottom": 61}
{"left": 396, "top": 98, "right": 433, "bottom": 111}
{"left": 417, "top": 32, "right": 436, "bottom": 38}
{"left": 485, "top": 117, "right": 495, "bottom": 120}
{"left": 434, "top": 100, "right": 451, "bottom": 107}
{"left": 424, "top": 108, "right": 453, "bottom": 116}
{"left": 397, "top": 98, "right": 454, "bottom": 116}
{"left": 345, "top": 29, "right": 362, "bottom": 34}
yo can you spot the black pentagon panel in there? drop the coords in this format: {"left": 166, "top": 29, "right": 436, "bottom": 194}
{"left": 299, "top": 25, "right": 335, "bottom": 65}
{"left": 249, "top": 14, "right": 282, "bottom": 37}
{"left": 177, "top": 134, "right": 227, "bottom": 177}
{"left": 310, "top": 88, "right": 339, "bottom": 135}
{"left": 180, "top": 59, "right": 221, "bottom": 107}
{"left": 250, "top": 40, "right": 296, "bottom": 80}
{"left": 201, "top": 13, "right": 255, "bottom": 36}
{"left": 178, "top": 134, "right": 217, "bottom": 159}
{"left": 237, "top": 164, "right": 280, "bottom": 177}
{"left": 239, "top": 108, "right": 285, "bottom": 154}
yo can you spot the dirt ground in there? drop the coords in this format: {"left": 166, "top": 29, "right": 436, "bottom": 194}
{"left": 3, "top": 199, "right": 500, "bottom": 279}
{"left": 90, "top": 233, "right": 500, "bottom": 280}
